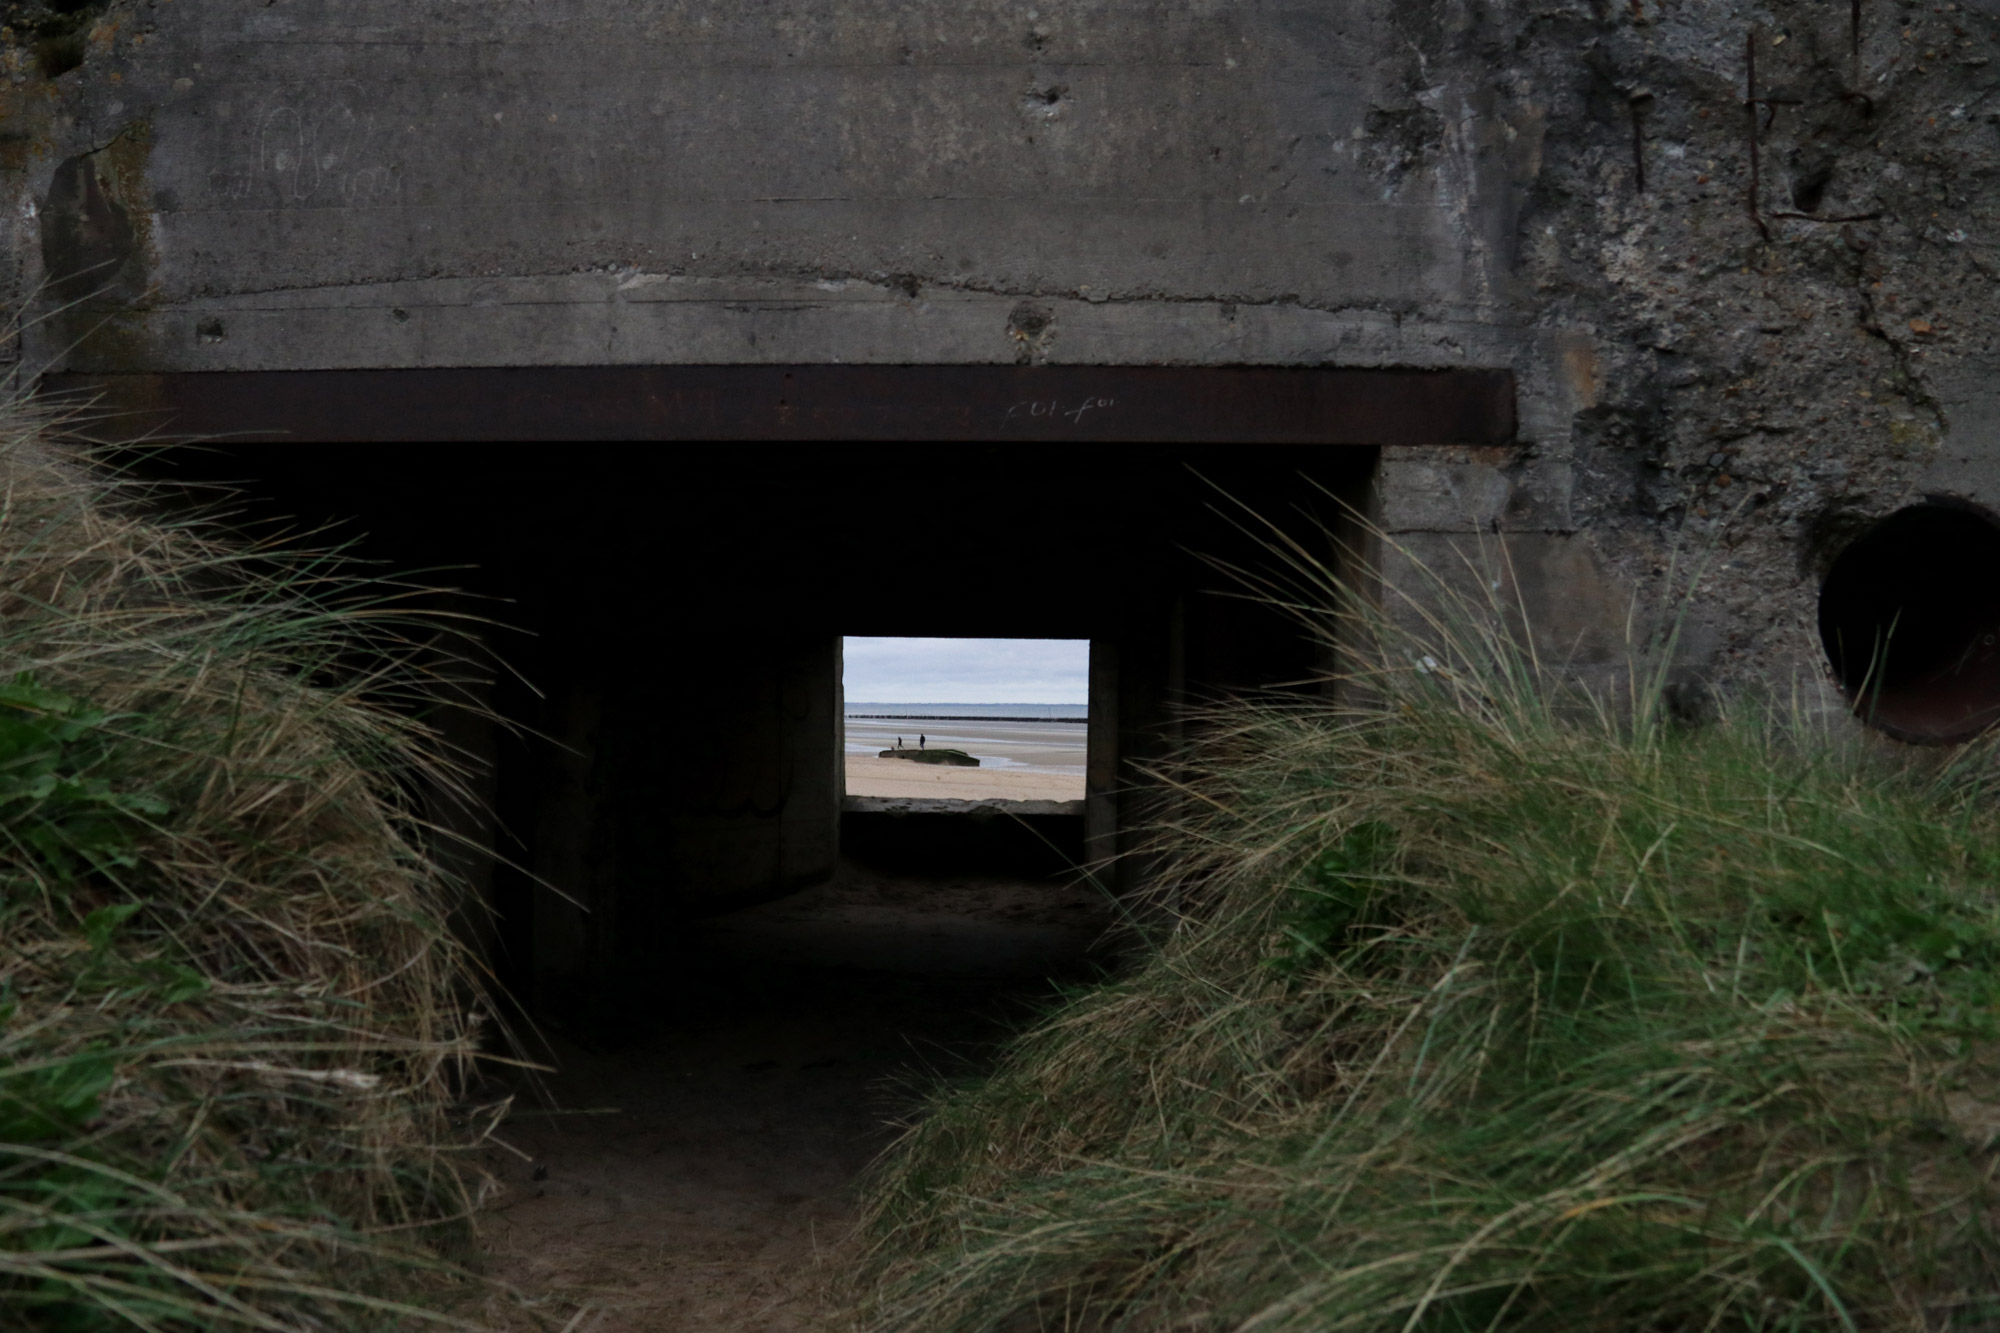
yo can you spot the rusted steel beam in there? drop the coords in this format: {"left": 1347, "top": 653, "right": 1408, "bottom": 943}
{"left": 43, "top": 365, "right": 1515, "bottom": 446}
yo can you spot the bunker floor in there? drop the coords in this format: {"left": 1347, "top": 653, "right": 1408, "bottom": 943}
{"left": 470, "top": 861, "right": 1114, "bottom": 1331}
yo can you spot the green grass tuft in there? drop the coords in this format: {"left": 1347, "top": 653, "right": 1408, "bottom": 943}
{"left": 0, "top": 393, "right": 501, "bottom": 1328}
{"left": 851, "top": 529, "right": 2000, "bottom": 1332}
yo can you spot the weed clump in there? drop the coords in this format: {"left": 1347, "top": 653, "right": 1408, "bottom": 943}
{"left": 854, "top": 540, "right": 2000, "bottom": 1331}
{"left": 0, "top": 397, "right": 495, "bottom": 1328}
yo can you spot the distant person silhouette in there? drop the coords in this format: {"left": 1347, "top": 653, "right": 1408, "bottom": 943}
{"left": 896, "top": 736, "right": 904, "bottom": 750}
{"left": 919, "top": 734, "right": 926, "bottom": 750}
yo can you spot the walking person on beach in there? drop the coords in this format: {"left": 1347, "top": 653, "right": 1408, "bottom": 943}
{"left": 896, "top": 736, "right": 904, "bottom": 750}
{"left": 919, "top": 734, "right": 926, "bottom": 750}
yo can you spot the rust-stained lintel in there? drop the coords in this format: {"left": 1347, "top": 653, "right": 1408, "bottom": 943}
{"left": 43, "top": 365, "right": 1516, "bottom": 445}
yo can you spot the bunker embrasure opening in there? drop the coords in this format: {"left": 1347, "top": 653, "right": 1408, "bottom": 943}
{"left": 841, "top": 635, "right": 1092, "bottom": 880}
{"left": 842, "top": 636, "right": 1088, "bottom": 801}
{"left": 126, "top": 428, "right": 1377, "bottom": 994}
{"left": 1818, "top": 500, "right": 2000, "bottom": 744}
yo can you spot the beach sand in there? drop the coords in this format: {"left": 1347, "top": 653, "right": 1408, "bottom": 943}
{"left": 844, "top": 715, "right": 1087, "bottom": 802}
{"left": 478, "top": 859, "right": 1107, "bottom": 1331}
{"left": 845, "top": 754, "right": 1084, "bottom": 802}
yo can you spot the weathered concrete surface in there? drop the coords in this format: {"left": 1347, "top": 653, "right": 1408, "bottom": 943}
{"left": 18, "top": 2, "right": 1995, "bottom": 683}
{"left": 0, "top": 0, "right": 1584, "bottom": 582}
{"left": 6, "top": 0, "right": 1484, "bottom": 369}
{"left": 1422, "top": 0, "right": 2000, "bottom": 702}
{"left": 10, "top": 0, "right": 2000, "bottom": 587}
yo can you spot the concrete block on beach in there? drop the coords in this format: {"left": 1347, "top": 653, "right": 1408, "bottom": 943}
{"left": 879, "top": 748, "right": 980, "bottom": 767}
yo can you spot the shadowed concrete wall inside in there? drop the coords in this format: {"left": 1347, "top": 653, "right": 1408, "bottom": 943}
{"left": 130, "top": 431, "right": 1379, "bottom": 994}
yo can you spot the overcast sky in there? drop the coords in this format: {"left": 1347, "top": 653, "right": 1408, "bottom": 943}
{"left": 843, "top": 637, "right": 1089, "bottom": 703}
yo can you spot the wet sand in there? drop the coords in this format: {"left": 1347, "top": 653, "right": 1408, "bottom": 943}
{"left": 845, "top": 716, "right": 1086, "bottom": 801}
{"left": 845, "top": 754, "right": 1084, "bottom": 801}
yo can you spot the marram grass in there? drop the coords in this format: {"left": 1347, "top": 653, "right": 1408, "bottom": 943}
{"left": 852, "top": 536, "right": 2000, "bottom": 1332}
{"left": 0, "top": 393, "right": 500, "bottom": 1328}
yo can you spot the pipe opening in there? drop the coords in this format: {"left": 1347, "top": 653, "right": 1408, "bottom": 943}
{"left": 1817, "top": 501, "right": 2000, "bottom": 743}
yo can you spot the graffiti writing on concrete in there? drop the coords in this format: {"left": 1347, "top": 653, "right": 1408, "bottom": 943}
{"left": 207, "top": 86, "right": 401, "bottom": 206}
{"left": 1005, "top": 397, "right": 1118, "bottom": 424}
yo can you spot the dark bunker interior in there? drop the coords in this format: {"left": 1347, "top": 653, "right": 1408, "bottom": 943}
{"left": 91, "top": 363, "right": 1514, "bottom": 1020}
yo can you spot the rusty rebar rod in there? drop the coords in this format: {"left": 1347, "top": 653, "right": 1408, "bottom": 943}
{"left": 1631, "top": 96, "right": 1649, "bottom": 193}
{"left": 1746, "top": 32, "right": 1770, "bottom": 238}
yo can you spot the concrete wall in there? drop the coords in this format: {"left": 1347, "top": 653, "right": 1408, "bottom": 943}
{"left": 10, "top": 3, "right": 2000, "bottom": 595}
{"left": 526, "top": 630, "right": 842, "bottom": 979}
{"left": 10, "top": 0, "right": 1497, "bottom": 371}
{"left": 5, "top": 0, "right": 1592, "bottom": 693}
{"left": 38, "top": 0, "right": 2000, "bottom": 710}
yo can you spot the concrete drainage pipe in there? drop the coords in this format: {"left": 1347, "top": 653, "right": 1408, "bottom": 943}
{"left": 1818, "top": 500, "right": 2000, "bottom": 744}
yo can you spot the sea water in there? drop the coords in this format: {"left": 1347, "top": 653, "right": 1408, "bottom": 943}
{"left": 844, "top": 703, "right": 1087, "bottom": 774}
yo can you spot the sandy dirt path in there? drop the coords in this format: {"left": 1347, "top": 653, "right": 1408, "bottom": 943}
{"left": 470, "top": 866, "right": 1109, "bottom": 1331}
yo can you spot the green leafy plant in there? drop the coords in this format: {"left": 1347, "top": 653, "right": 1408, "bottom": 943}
{"left": 1268, "top": 820, "right": 1396, "bottom": 974}
{"left": 0, "top": 676, "right": 166, "bottom": 889}
{"left": 0, "top": 1043, "right": 115, "bottom": 1144}
{"left": 0, "top": 395, "right": 497, "bottom": 1329}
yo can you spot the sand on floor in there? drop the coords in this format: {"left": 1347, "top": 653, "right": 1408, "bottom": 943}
{"left": 845, "top": 753, "right": 1084, "bottom": 802}
{"left": 472, "top": 862, "right": 1111, "bottom": 1332}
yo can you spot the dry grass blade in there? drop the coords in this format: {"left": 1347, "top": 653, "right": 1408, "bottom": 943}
{"left": 848, "top": 511, "right": 2000, "bottom": 1332}
{"left": 1, "top": 389, "right": 504, "bottom": 1329}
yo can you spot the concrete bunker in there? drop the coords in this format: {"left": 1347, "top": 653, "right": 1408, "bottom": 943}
{"left": 78, "top": 362, "right": 1513, "bottom": 1008}
{"left": 80, "top": 362, "right": 1514, "bottom": 1305}
{"left": 1818, "top": 500, "right": 2000, "bottom": 744}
